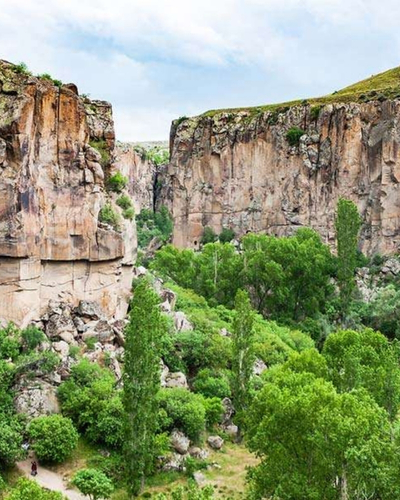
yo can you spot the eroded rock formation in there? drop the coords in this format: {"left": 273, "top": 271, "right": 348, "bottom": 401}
{"left": 0, "top": 60, "right": 134, "bottom": 326}
{"left": 161, "top": 101, "right": 400, "bottom": 255}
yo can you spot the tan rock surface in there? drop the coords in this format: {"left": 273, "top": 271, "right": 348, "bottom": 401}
{"left": 161, "top": 101, "right": 400, "bottom": 255}
{"left": 0, "top": 60, "right": 135, "bottom": 326}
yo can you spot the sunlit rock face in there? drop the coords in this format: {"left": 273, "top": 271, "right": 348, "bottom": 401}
{"left": 161, "top": 101, "right": 400, "bottom": 255}
{"left": 0, "top": 60, "right": 135, "bottom": 326}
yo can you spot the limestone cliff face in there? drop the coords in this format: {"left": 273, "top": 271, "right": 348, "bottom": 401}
{"left": 161, "top": 101, "right": 400, "bottom": 255}
{"left": 0, "top": 60, "right": 134, "bottom": 326}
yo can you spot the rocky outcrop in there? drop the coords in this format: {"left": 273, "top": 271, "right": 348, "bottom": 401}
{"left": 161, "top": 100, "right": 400, "bottom": 255}
{"left": 113, "top": 143, "right": 156, "bottom": 213}
{"left": 0, "top": 60, "right": 136, "bottom": 326}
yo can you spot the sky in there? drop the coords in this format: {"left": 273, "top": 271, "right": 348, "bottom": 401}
{"left": 1, "top": 0, "right": 400, "bottom": 141}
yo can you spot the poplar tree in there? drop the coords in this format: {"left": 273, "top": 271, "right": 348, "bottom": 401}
{"left": 231, "top": 289, "right": 255, "bottom": 439}
{"left": 123, "top": 279, "right": 165, "bottom": 497}
{"left": 335, "top": 198, "right": 362, "bottom": 317}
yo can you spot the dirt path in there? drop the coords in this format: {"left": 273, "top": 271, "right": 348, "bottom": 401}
{"left": 16, "top": 457, "right": 86, "bottom": 500}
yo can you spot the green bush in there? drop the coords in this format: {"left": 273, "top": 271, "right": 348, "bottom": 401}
{"left": 201, "top": 227, "right": 217, "bottom": 245}
{"left": 122, "top": 207, "right": 135, "bottom": 220}
{"left": 219, "top": 228, "right": 235, "bottom": 243}
{"left": 98, "top": 203, "right": 120, "bottom": 230}
{"left": 89, "top": 140, "right": 110, "bottom": 168}
{"left": 37, "top": 73, "right": 62, "bottom": 87}
{"left": 116, "top": 195, "right": 133, "bottom": 210}
{"left": 107, "top": 172, "right": 128, "bottom": 193}
{"left": 286, "top": 127, "right": 306, "bottom": 146}
{"left": 72, "top": 468, "right": 114, "bottom": 500}
{"left": 7, "top": 478, "right": 64, "bottom": 500}
{"left": 0, "top": 324, "right": 20, "bottom": 361}
{"left": 0, "top": 413, "right": 23, "bottom": 468}
{"left": 192, "top": 369, "right": 231, "bottom": 399}
{"left": 21, "top": 325, "right": 44, "bottom": 351}
{"left": 28, "top": 414, "right": 79, "bottom": 463}
{"left": 13, "top": 62, "right": 32, "bottom": 75}
{"left": 157, "top": 388, "right": 206, "bottom": 441}
{"left": 202, "top": 397, "right": 224, "bottom": 428}
{"left": 58, "top": 360, "right": 124, "bottom": 448}
{"left": 310, "top": 106, "right": 322, "bottom": 120}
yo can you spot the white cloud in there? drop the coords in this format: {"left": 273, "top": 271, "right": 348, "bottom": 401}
{"left": 1, "top": 0, "right": 400, "bottom": 139}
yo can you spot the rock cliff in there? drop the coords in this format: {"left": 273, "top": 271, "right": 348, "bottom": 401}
{"left": 0, "top": 60, "right": 135, "bottom": 326}
{"left": 161, "top": 82, "right": 400, "bottom": 256}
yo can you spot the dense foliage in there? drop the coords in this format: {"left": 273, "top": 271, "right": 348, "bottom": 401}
{"left": 72, "top": 469, "right": 113, "bottom": 500}
{"left": 152, "top": 228, "right": 334, "bottom": 323}
{"left": 136, "top": 206, "right": 173, "bottom": 248}
{"left": 335, "top": 198, "right": 362, "bottom": 317}
{"left": 123, "top": 279, "right": 166, "bottom": 495}
{"left": 28, "top": 415, "right": 79, "bottom": 463}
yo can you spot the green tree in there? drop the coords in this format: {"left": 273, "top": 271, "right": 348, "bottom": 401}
{"left": 335, "top": 198, "right": 362, "bottom": 317}
{"left": 72, "top": 469, "right": 113, "bottom": 500}
{"left": 28, "top": 414, "right": 79, "bottom": 463}
{"left": 323, "top": 328, "right": 400, "bottom": 420}
{"left": 247, "top": 370, "right": 400, "bottom": 500}
{"left": 0, "top": 414, "right": 23, "bottom": 468}
{"left": 123, "top": 279, "right": 166, "bottom": 496}
{"left": 231, "top": 290, "right": 255, "bottom": 437}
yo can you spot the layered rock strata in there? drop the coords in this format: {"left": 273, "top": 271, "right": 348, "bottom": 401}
{"left": 0, "top": 60, "right": 135, "bottom": 326}
{"left": 161, "top": 101, "right": 400, "bottom": 255}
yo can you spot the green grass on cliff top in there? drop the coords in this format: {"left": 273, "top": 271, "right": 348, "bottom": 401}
{"left": 202, "top": 66, "right": 400, "bottom": 117}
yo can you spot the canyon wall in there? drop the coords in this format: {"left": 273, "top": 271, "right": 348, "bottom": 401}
{"left": 161, "top": 101, "right": 400, "bottom": 255}
{"left": 0, "top": 60, "right": 136, "bottom": 326}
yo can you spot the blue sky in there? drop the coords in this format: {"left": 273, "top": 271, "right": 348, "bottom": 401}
{"left": 1, "top": 0, "right": 400, "bottom": 140}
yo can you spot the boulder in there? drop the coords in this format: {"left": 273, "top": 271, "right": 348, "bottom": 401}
{"left": 165, "top": 371, "right": 188, "bottom": 389}
{"left": 171, "top": 430, "right": 190, "bottom": 455}
{"left": 189, "top": 447, "right": 209, "bottom": 460}
{"left": 160, "top": 289, "right": 177, "bottom": 311}
{"left": 52, "top": 340, "right": 70, "bottom": 359}
{"left": 193, "top": 471, "right": 207, "bottom": 486}
{"left": 221, "top": 397, "right": 235, "bottom": 425}
{"left": 77, "top": 300, "right": 103, "bottom": 320}
{"left": 174, "top": 311, "right": 193, "bottom": 332}
{"left": 161, "top": 453, "right": 186, "bottom": 472}
{"left": 46, "top": 313, "right": 77, "bottom": 340}
{"left": 14, "top": 378, "right": 60, "bottom": 419}
{"left": 224, "top": 424, "right": 239, "bottom": 439}
{"left": 207, "top": 435, "right": 224, "bottom": 450}
{"left": 253, "top": 358, "right": 268, "bottom": 376}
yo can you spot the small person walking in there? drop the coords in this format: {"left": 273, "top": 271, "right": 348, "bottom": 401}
{"left": 31, "top": 461, "right": 37, "bottom": 477}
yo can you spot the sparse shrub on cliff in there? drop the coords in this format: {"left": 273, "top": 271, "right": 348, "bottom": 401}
{"left": 116, "top": 195, "right": 135, "bottom": 220}
{"left": 107, "top": 172, "right": 128, "bottom": 193}
{"left": 219, "top": 228, "right": 235, "bottom": 243}
{"left": 201, "top": 227, "right": 217, "bottom": 245}
{"left": 310, "top": 105, "right": 322, "bottom": 121}
{"left": 13, "top": 62, "right": 32, "bottom": 75}
{"left": 90, "top": 140, "right": 111, "bottom": 168}
{"left": 28, "top": 414, "right": 79, "bottom": 463}
{"left": 122, "top": 207, "right": 135, "bottom": 220}
{"left": 116, "top": 194, "right": 133, "bottom": 210}
{"left": 99, "top": 203, "right": 120, "bottom": 230}
{"left": 37, "top": 73, "right": 62, "bottom": 88}
{"left": 286, "top": 127, "right": 306, "bottom": 146}
{"left": 175, "top": 116, "right": 188, "bottom": 126}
